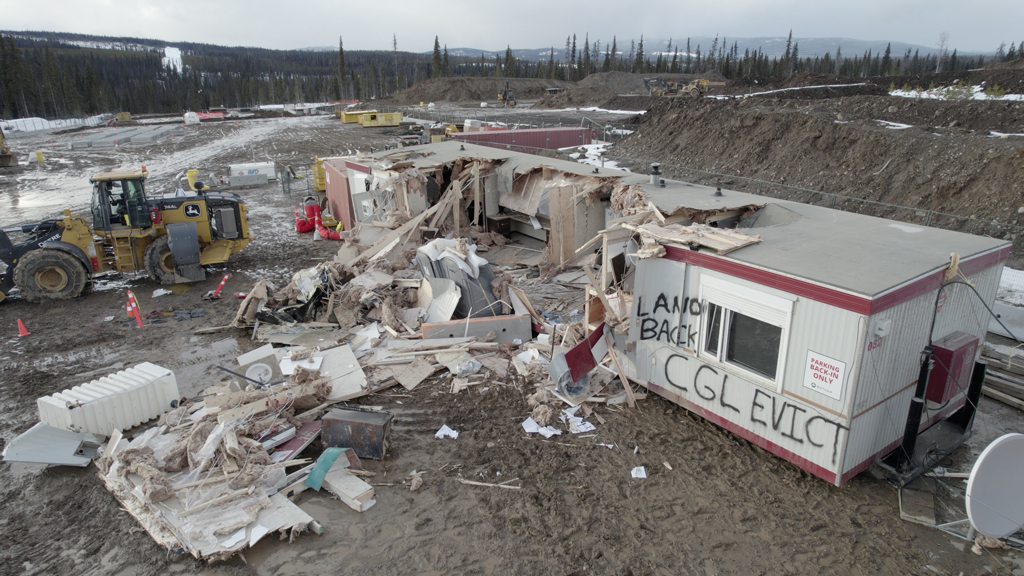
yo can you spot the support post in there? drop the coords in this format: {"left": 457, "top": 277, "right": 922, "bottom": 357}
{"left": 887, "top": 346, "right": 934, "bottom": 472}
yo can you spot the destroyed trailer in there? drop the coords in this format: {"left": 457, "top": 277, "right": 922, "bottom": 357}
{"left": 334, "top": 141, "right": 1007, "bottom": 486}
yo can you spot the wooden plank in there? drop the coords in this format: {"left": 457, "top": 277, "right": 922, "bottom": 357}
{"left": 217, "top": 383, "right": 316, "bottom": 424}
{"left": 458, "top": 478, "right": 522, "bottom": 490}
{"left": 583, "top": 266, "right": 618, "bottom": 322}
{"left": 509, "top": 286, "right": 542, "bottom": 322}
{"left": 605, "top": 332, "right": 636, "bottom": 408}
{"left": 322, "top": 468, "right": 376, "bottom": 512}
{"left": 473, "top": 163, "right": 481, "bottom": 227}
{"left": 394, "top": 357, "right": 438, "bottom": 390}
{"left": 984, "top": 377, "right": 1024, "bottom": 399}
{"left": 982, "top": 387, "right": 1024, "bottom": 411}
{"left": 548, "top": 186, "right": 575, "bottom": 264}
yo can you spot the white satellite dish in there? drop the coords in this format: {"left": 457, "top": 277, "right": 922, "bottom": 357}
{"left": 966, "top": 433, "right": 1024, "bottom": 538}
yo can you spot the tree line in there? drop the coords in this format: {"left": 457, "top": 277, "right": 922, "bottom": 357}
{"left": 0, "top": 30, "right": 1018, "bottom": 120}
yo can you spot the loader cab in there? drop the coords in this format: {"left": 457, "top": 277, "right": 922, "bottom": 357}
{"left": 90, "top": 170, "right": 152, "bottom": 231}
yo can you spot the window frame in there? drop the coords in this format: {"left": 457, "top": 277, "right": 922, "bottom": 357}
{"left": 698, "top": 275, "right": 794, "bottom": 392}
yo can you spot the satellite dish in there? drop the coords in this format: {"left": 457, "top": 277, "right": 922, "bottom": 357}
{"left": 966, "top": 433, "right": 1024, "bottom": 538}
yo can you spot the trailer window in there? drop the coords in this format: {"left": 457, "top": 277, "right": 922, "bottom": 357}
{"left": 725, "top": 311, "right": 783, "bottom": 379}
{"left": 699, "top": 275, "right": 794, "bottom": 389}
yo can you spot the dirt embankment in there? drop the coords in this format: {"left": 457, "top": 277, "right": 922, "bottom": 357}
{"left": 533, "top": 71, "right": 728, "bottom": 108}
{"left": 611, "top": 96, "right": 1024, "bottom": 225}
{"left": 390, "top": 77, "right": 575, "bottom": 104}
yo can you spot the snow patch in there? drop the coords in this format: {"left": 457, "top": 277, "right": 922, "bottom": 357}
{"left": 560, "top": 142, "right": 627, "bottom": 171}
{"left": 990, "top": 131, "right": 1024, "bottom": 138}
{"left": 876, "top": 120, "right": 912, "bottom": 130}
{"left": 890, "top": 84, "right": 1024, "bottom": 101}
{"left": 998, "top": 267, "right": 1024, "bottom": 307}
{"left": 162, "top": 47, "right": 183, "bottom": 72}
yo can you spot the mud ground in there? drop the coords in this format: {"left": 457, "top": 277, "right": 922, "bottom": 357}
{"left": 1, "top": 109, "right": 1023, "bottom": 576}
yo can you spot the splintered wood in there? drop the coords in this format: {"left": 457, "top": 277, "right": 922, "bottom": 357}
{"left": 623, "top": 222, "right": 762, "bottom": 255}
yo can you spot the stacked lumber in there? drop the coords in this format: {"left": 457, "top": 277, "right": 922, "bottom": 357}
{"left": 980, "top": 343, "right": 1024, "bottom": 411}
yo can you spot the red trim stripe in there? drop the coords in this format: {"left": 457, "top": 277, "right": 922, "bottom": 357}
{"left": 839, "top": 394, "right": 968, "bottom": 484}
{"left": 647, "top": 382, "right": 840, "bottom": 485}
{"left": 649, "top": 380, "right": 969, "bottom": 485}
{"left": 344, "top": 160, "right": 371, "bottom": 174}
{"left": 662, "top": 244, "right": 1009, "bottom": 316}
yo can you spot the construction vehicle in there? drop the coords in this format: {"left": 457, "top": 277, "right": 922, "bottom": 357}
{"left": 681, "top": 79, "right": 727, "bottom": 97}
{"left": 643, "top": 77, "right": 671, "bottom": 97}
{"left": 0, "top": 126, "right": 17, "bottom": 167}
{"left": 497, "top": 79, "right": 516, "bottom": 107}
{"left": 0, "top": 168, "right": 252, "bottom": 302}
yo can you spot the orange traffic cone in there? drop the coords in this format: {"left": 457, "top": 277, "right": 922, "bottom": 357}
{"left": 17, "top": 319, "right": 31, "bottom": 337}
{"left": 127, "top": 301, "right": 134, "bottom": 318}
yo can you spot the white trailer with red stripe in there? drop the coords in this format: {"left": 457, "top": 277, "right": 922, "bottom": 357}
{"left": 625, "top": 184, "right": 1007, "bottom": 485}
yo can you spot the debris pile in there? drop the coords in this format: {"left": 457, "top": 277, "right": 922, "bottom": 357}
{"left": 3, "top": 141, "right": 779, "bottom": 562}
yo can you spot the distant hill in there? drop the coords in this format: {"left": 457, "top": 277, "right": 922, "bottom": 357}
{"left": 309, "top": 36, "right": 984, "bottom": 61}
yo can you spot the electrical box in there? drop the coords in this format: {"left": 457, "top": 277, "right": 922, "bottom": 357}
{"left": 322, "top": 407, "right": 393, "bottom": 460}
{"left": 926, "top": 331, "right": 979, "bottom": 404}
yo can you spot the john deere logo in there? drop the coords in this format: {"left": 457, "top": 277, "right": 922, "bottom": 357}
{"left": 183, "top": 203, "right": 202, "bottom": 218}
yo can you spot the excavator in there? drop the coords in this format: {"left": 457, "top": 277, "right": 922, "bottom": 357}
{"left": 497, "top": 79, "right": 517, "bottom": 107}
{"left": 0, "top": 167, "right": 252, "bottom": 302}
{"left": 0, "top": 126, "right": 17, "bottom": 167}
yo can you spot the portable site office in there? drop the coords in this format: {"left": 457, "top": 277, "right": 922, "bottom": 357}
{"left": 625, "top": 181, "right": 1009, "bottom": 485}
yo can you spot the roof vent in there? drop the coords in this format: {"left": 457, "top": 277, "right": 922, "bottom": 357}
{"left": 714, "top": 187, "right": 723, "bottom": 197}
{"left": 649, "top": 162, "right": 661, "bottom": 184}
{"left": 659, "top": 179, "right": 666, "bottom": 188}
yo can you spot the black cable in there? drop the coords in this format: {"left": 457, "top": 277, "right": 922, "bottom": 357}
{"left": 928, "top": 280, "right": 1022, "bottom": 346}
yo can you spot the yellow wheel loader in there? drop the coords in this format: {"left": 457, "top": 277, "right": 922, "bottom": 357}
{"left": 0, "top": 168, "right": 252, "bottom": 302}
{"left": 0, "top": 126, "right": 17, "bottom": 167}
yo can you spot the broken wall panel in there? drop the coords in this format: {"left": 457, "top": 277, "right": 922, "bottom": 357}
{"left": 323, "top": 159, "right": 356, "bottom": 230}
{"left": 421, "top": 314, "right": 531, "bottom": 345}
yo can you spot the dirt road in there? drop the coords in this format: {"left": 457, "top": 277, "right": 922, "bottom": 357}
{"left": 1, "top": 110, "right": 1022, "bottom": 576}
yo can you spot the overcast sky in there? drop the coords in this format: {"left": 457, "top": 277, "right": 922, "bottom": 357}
{"left": 4, "top": 0, "right": 1019, "bottom": 54}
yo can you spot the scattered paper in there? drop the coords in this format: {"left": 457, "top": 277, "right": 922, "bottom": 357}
{"left": 631, "top": 466, "right": 647, "bottom": 479}
{"left": 597, "top": 443, "right": 615, "bottom": 449}
{"left": 152, "top": 288, "right": 173, "bottom": 298}
{"left": 435, "top": 424, "right": 459, "bottom": 439}
{"left": 538, "top": 427, "right": 561, "bottom": 438}
{"left": 522, "top": 417, "right": 562, "bottom": 438}
{"left": 558, "top": 405, "right": 597, "bottom": 433}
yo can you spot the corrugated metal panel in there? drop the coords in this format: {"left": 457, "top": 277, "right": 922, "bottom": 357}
{"left": 841, "top": 264, "right": 1001, "bottom": 476}
{"left": 451, "top": 127, "right": 595, "bottom": 150}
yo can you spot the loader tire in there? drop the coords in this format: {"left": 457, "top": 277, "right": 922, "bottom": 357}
{"left": 144, "top": 235, "right": 176, "bottom": 285}
{"left": 14, "top": 249, "right": 89, "bottom": 302}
